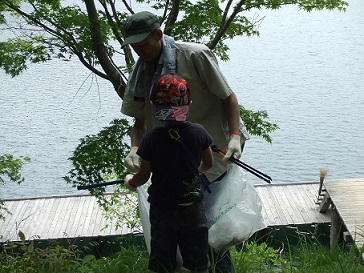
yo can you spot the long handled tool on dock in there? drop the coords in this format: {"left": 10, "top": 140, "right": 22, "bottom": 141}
{"left": 211, "top": 145, "right": 272, "bottom": 184}
{"left": 77, "top": 180, "right": 124, "bottom": 190}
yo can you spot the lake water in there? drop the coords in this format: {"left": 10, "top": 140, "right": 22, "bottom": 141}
{"left": 1, "top": 1, "right": 363, "bottom": 199}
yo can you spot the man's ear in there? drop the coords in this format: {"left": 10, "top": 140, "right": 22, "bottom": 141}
{"left": 155, "top": 29, "right": 163, "bottom": 39}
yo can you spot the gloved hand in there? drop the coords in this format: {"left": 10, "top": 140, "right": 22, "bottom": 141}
{"left": 124, "top": 146, "right": 140, "bottom": 172}
{"left": 124, "top": 174, "right": 137, "bottom": 192}
{"left": 223, "top": 134, "right": 241, "bottom": 162}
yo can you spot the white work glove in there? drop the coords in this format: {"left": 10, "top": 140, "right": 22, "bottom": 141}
{"left": 223, "top": 134, "right": 241, "bottom": 162}
{"left": 124, "top": 146, "right": 140, "bottom": 172}
{"left": 124, "top": 174, "right": 137, "bottom": 192}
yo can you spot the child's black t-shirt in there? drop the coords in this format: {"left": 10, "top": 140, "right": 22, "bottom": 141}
{"left": 137, "top": 122, "right": 213, "bottom": 206}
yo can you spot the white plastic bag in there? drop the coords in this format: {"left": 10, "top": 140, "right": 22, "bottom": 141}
{"left": 204, "top": 164, "right": 266, "bottom": 254}
{"left": 137, "top": 187, "right": 184, "bottom": 269}
{"left": 137, "top": 187, "right": 151, "bottom": 253}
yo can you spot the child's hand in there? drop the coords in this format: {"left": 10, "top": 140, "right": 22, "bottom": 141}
{"left": 124, "top": 174, "right": 137, "bottom": 192}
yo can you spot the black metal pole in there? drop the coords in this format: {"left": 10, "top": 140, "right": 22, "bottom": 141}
{"left": 211, "top": 145, "right": 272, "bottom": 184}
{"left": 77, "top": 180, "right": 124, "bottom": 190}
{"left": 229, "top": 157, "right": 272, "bottom": 184}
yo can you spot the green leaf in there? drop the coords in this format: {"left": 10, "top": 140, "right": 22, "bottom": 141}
{"left": 18, "top": 230, "right": 26, "bottom": 242}
{"left": 240, "top": 105, "right": 279, "bottom": 144}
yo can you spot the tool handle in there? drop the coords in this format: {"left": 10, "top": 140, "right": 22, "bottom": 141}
{"left": 211, "top": 145, "right": 272, "bottom": 184}
{"left": 231, "top": 159, "right": 272, "bottom": 183}
{"left": 77, "top": 180, "right": 124, "bottom": 190}
{"left": 230, "top": 157, "right": 272, "bottom": 182}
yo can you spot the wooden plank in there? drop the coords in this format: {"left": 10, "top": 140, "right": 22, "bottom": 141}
{"left": 289, "top": 184, "right": 312, "bottom": 224}
{"left": 48, "top": 197, "right": 70, "bottom": 239}
{"left": 319, "top": 193, "right": 331, "bottom": 213}
{"left": 63, "top": 196, "right": 80, "bottom": 234}
{"left": 66, "top": 196, "right": 85, "bottom": 238}
{"left": 69, "top": 196, "right": 89, "bottom": 237}
{"left": 256, "top": 187, "right": 275, "bottom": 225}
{"left": 82, "top": 196, "right": 99, "bottom": 237}
{"left": 0, "top": 201, "right": 18, "bottom": 239}
{"left": 44, "top": 197, "right": 64, "bottom": 239}
{"left": 8, "top": 199, "right": 31, "bottom": 240}
{"left": 5, "top": 200, "right": 25, "bottom": 235}
{"left": 75, "top": 196, "right": 94, "bottom": 237}
{"left": 85, "top": 197, "right": 103, "bottom": 236}
{"left": 324, "top": 179, "right": 364, "bottom": 249}
{"left": 1, "top": 183, "right": 335, "bottom": 243}
{"left": 271, "top": 185, "right": 295, "bottom": 225}
{"left": 297, "top": 184, "right": 330, "bottom": 223}
{"left": 57, "top": 195, "right": 74, "bottom": 238}
{"left": 299, "top": 183, "right": 322, "bottom": 222}
{"left": 254, "top": 183, "right": 331, "bottom": 227}
{"left": 330, "top": 208, "right": 341, "bottom": 248}
{"left": 23, "top": 198, "right": 46, "bottom": 240}
{"left": 274, "top": 185, "right": 302, "bottom": 224}
{"left": 35, "top": 198, "right": 53, "bottom": 238}
{"left": 263, "top": 185, "right": 285, "bottom": 225}
{"left": 284, "top": 185, "right": 307, "bottom": 224}
{"left": 45, "top": 198, "right": 61, "bottom": 238}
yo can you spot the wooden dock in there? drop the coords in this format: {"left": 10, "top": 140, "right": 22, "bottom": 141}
{"left": 319, "top": 178, "right": 364, "bottom": 250}
{"left": 1, "top": 181, "right": 332, "bottom": 243}
{"left": 0, "top": 194, "right": 136, "bottom": 243}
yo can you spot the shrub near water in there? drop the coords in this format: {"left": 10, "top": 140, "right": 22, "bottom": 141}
{"left": 0, "top": 241, "right": 79, "bottom": 272}
{"left": 232, "top": 241, "right": 364, "bottom": 273}
{"left": 1, "top": 239, "right": 364, "bottom": 272}
{"left": 0, "top": 240, "right": 148, "bottom": 273}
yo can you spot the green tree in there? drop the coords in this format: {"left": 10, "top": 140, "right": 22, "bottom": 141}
{"left": 0, "top": 0, "right": 348, "bottom": 98}
{"left": 0, "top": 154, "right": 30, "bottom": 220}
{"left": 0, "top": 0, "right": 347, "bottom": 227}
{"left": 0, "top": 0, "right": 347, "bottom": 152}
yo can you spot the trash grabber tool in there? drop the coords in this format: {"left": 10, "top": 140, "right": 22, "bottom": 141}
{"left": 77, "top": 180, "right": 124, "bottom": 190}
{"left": 211, "top": 145, "right": 272, "bottom": 184}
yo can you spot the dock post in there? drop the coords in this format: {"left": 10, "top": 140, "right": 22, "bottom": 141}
{"left": 330, "top": 207, "right": 342, "bottom": 249}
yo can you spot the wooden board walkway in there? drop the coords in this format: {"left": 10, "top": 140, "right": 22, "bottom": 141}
{"left": 0, "top": 182, "right": 331, "bottom": 243}
{"left": 319, "top": 178, "right": 364, "bottom": 250}
{"left": 254, "top": 182, "right": 330, "bottom": 227}
{"left": 0, "top": 194, "right": 136, "bottom": 243}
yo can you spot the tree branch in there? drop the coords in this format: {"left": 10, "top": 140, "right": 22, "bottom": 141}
{"left": 84, "top": 0, "right": 126, "bottom": 98}
{"left": 208, "top": 0, "right": 246, "bottom": 49}
{"left": 5, "top": 0, "right": 111, "bottom": 81}
{"left": 164, "top": 0, "right": 179, "bottom": 35}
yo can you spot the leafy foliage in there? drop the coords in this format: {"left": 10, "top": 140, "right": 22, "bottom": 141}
{"left": 0, "top": 153, "right": 30, "bottom": 185}
{"left": 0, "top": 39, "right": 50, "bottom": 76}
{"left": 0, "top": 0, "right": 348, "bottom": 95}
{"left": 0, "top": 153, "right": 30, "bottom": 220}
{"left": 64, "top": 118, "right": 142, "bottom": 230}
{"left": 1, "top": 236, "right": 364, "bottom": 272}
{"left": 232, "top": 241, "right": 286, "bottom": 272}
{"left": 64, "top": 118, "right": 131, "bottom": 190}
{"left": 240, "top": 106, "right": 279, "bottom": 144}
{"left": 0, "top": 238, "right": 149, "bottom": 273}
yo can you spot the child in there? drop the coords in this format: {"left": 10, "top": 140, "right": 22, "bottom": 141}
{"left": 124, "top": 73, "right": 213, "bottom": 273}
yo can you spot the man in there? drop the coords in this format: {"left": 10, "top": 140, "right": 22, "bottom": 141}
{"left": 121, "top": 11, "right": 250, "bottom": 273}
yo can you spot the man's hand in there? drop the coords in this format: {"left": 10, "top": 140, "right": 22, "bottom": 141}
{"left": 124, "top": 146, "right": 140, "bottom": 172}
{"left": 124, "top": 174, "right": 137, "bottom": 192}
{"left": 223, "top": 134, "right": 241, "bottom": 161}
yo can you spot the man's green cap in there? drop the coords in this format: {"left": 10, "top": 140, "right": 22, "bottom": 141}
{"left": 122, "top": 11, "right": 160, "bottom": 46}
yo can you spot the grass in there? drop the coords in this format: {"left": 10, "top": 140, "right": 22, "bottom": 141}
{"left": 232, "top": 241, "right": 364, "bottom": 273}
{"left": 1, "top": 230, "right": 364, "bottom": 273}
